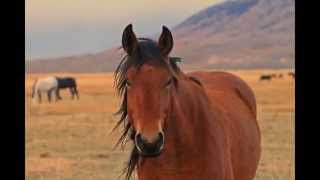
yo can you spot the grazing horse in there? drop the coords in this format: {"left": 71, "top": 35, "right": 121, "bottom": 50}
{"left": 55, "top": 77, "right": 79, "bottom": 100}
{"left": 288, "top": 72, "right": 295, "bottom": 79}
{"left": 259, "top": 75, "right": 272, "bottom": 81}
{"left": 113, "top": 24, "right": 261, "bottom": 180}
{"left": 31, "top": 77, "right": 58, "bottom": 103}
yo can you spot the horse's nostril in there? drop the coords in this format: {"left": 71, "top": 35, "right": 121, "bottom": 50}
{"left": 135, "top": 133, "right": 145, "bottom": 145}
{"left": 135, "top": 133, "right": 142, "bottom": 142}
{"left": 135, "top": 133, "right": 146, "bottom": 152}
{"left": 158, "top": 132, "right": 164, "bottom": 140}
{"left": 156, "top": 132, "right": 165, "bottom": 147}
{"left": 156, "top": 133, "right": 163, "bottom": 143}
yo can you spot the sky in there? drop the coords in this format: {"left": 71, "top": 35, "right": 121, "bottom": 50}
{"left": 26, "top": 0, "right": 225, "bottom": 60}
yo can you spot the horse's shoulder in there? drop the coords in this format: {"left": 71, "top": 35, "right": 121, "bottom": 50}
{"left": 188, "top": 71, "right": 257, "bottom": 116}
{"left": 215, "top": 72, "right": 257, "bottom": 116}
{"left": 187, "top": 71, "right": 238, "bottom": 85}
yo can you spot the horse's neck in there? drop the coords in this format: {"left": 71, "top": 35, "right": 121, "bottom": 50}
{"left": 168, "top": 81, "right": 216, "bottom": 149}
{"left": 138, "top": 80, "right": 227, "bottom": 178}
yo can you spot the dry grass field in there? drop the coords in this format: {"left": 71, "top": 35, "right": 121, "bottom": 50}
{"left": 25, "top": 69, "right": 295, "bottom": 180}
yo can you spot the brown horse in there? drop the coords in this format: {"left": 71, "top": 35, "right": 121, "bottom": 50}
{"left": 288, "top": 72, "right": 295, "bottom": 79}
{"left": 113, "top": 24, "right": 261, "bottom": 180}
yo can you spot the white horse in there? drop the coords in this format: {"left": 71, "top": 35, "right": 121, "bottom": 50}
{"left": 31, "top": 77, "right": 58, "bottom": 103}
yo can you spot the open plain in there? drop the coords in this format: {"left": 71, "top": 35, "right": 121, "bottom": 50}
{"left": 26, "top": 69, "right": 295, "bottom": 180}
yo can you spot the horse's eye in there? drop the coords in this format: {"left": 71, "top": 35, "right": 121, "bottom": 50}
{"left": 164, "top": 78, "right": 173, "bottom": 88}
{"left": 126, "top": 80, "right": 132, "bottom": 89}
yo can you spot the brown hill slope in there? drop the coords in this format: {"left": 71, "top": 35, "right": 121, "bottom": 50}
{"left": 26, "top": 0, "right": 294, "bottom": 73}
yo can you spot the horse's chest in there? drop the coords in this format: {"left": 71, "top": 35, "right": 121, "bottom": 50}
{"left": 138, "top": 155, "right": 225, "bottom": 180}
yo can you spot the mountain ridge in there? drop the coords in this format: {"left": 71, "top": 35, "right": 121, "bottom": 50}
{"left": 26, "top": 0, "right": 294, "bottom": 73}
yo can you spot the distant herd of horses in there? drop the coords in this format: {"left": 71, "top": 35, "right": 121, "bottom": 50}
{"left": 31, "top": 71, "right": 294, "bottom": 103}
{"left": 259, "top": 72, "right": 295, "bottom": 81}
{"left": 31, "top": 76, "right": 79, "bottom": 103}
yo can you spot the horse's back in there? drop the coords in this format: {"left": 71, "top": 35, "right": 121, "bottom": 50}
{"left": 57, "top": 77, "right": 76, "bottom": 88}
{"left": 36, "top": 77, "right": 58, "bottom": 91}
{"left": 188, "top": 71, "right": 256, "bottom": 116}
{"left": 188, "top": 71, "right": 261, "bottom": 180}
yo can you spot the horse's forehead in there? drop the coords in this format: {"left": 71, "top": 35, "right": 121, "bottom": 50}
{"left": 128, "top": 64, "right": 167, "bottom": 77}
{"left": 140, "top": 64, "right": 155, "bottom": 73}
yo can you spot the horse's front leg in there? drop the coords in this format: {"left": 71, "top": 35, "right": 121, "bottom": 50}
{"left": 69, "top": 88, "right": 74, "bottom": 100}
{"left": 56, "top": 88, "right": 62, "bottom": 100}
{"left": 53, "top": 89, "right": 59, "bottom": 102}
{"left": 47, "top": 90, "right": 52, "bottom": 103}
{"left": 224, "top": 153, "right": 235, "bottom": 180}
{"left": 74, "top": 87, "right": 79, "bottom": 100}
{"left": 37, "top": 91, "right": 42, "bottom": 104}
{"left": 54, "top": 89, "right": 59, "bottom": 102}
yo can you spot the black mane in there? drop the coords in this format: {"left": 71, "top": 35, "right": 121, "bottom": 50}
{"left": 113, "top": 38, "right": 180, "bottom": 180}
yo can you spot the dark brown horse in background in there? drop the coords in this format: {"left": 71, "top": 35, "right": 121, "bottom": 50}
{"left": 113, "top": 24, "right": 261, "bottom": 180}
{"left": 288, "top": 72, "right": 295, "bottom": 79}
{"left": 259, "top": 75, "right": 272, "bottom": 81}
{"left": 55, "top": 77, "right": 79, "bottom": 100}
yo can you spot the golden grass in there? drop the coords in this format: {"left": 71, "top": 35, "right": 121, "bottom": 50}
{"left": 25, "top": 69, "right": 295, "bottom": 180}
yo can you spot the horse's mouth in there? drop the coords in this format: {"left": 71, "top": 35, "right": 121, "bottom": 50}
{"left": 135, "top": 140, "right": 164, "bottom": 157}
{"left": 136, "top": 145, "right": 163, "bottom": 157}
{"left": 134, "top": 131, "right": 165, "bottom": 157}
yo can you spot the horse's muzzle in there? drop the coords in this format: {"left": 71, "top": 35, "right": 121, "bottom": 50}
{"left": 135, "top": 132, "right": 165, "bottom": 157}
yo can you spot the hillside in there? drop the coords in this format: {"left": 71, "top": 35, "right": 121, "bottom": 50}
{"left": 26, "top": 0, "right": 295, "bottom": 73}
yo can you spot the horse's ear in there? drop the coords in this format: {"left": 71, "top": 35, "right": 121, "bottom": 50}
{"left": 122, "top": 24, "right": 138, "bottom": 56}
{"left": 158, "top": 26, "right": 173, "bottom": 57}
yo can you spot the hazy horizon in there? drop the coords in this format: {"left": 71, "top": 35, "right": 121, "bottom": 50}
{"left": 26, "top": 0, "right": 225, "bottom": 60}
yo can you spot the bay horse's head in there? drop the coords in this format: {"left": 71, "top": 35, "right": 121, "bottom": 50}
{"left": 114, "top": 24, "right": 179, "bottom": 159}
